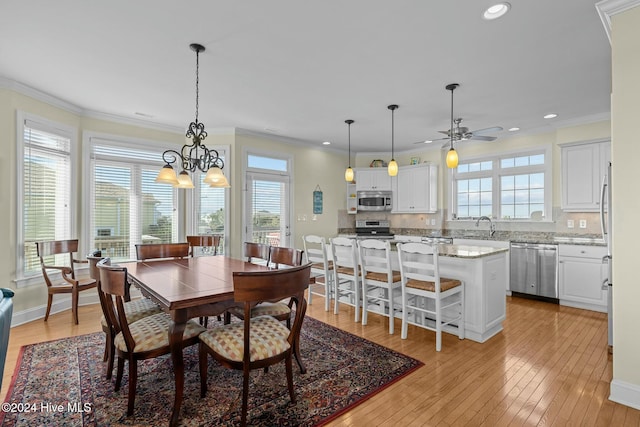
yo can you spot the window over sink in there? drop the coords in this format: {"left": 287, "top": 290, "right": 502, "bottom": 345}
{"left": 451, "top": 147, "right": 552, "bottom": 221}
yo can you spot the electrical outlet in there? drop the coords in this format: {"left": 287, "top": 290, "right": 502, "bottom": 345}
{"left": 430, "top": 219, "right": 436, "bottom": 226}
{"left": 579, "top": 219, "right": 587, "bottom": 228}
{"left": 567, "top": 219, "right": 574, "bottom": 228}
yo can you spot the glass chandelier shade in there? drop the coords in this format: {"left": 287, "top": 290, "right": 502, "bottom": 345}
{"left": 155, "top": 43, "right": 229, "bottom": 188}
{"left": 345, "top": 119, "right": 354, "bottom": 182}
{"left": 387, "top": 104, "right": 398, "bottom": 177}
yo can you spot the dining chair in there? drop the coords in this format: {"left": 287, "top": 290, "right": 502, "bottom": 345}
{"left": 187, "top": 235, "right": 222, "bottom": 257}
{"left": 243, "top": 241, "right": 270, "bottom": 265}
{"left": 329, "top": 237, "right": 361, "bottom": 322}
{"left": 198, "top": 263, "right": 312, "bottom": 426}
{"left": 88, "top": 253, "right": 161, "bottom": 379}
{"left": 302, "top": 235, "right": 334, "bottom": 311}
{"left": 97, "top": 258, "right": 206, "bottom": 416}
{"left": 134, "top": 242, "right": 190, "bottom": 261}
{"left": 35, "top": 239, "right": 98, "bottom": 325}
{"left": 357, "top": 239, "right": 402, "bottom": 334}
{"left": 397, "top": 242, "right": 465, "bottom": 351}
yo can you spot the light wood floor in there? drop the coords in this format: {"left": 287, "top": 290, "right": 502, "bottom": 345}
{"left": 2, "top": 296, "right": 639, "bottom": 426}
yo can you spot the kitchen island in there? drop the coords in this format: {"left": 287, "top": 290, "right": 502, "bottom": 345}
{"left": 436, "top": 244, "right": 509, "bottom": 343}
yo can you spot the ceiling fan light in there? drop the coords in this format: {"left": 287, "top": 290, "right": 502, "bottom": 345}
{"left": 345, "top": 166, "right": 354, "bottom": 182}
{"left": 446, "top": 148, "right": 459, "bottom": 169}
{"left": 388, "top": 159, "right": 398, "bottom": 177}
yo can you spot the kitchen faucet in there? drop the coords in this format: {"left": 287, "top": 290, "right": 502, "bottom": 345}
{"left": 476, "top": 216, "right": 496, "bottom": 237}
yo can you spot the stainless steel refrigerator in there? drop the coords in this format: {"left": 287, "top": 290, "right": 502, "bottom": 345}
{"left": 600, "top": 161, "right": 612, "bottom": 350}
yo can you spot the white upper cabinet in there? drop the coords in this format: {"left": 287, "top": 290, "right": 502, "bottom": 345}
{"left": 355, "top": 168, "right": 392, "bottom": 192}
{"left": 392, "top": 163, "right": 438, "bottom": 213}
{"left": 561, "top": 140, "right": 610, "bottom": 212}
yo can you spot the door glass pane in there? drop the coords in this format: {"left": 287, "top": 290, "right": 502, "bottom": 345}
{"left": 249, "top": 178, "right": 286, "bottom": 246}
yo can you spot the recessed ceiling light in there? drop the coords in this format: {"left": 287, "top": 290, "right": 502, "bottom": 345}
{"left": 483, "top": 3, "right": 511, "bottom": 20}
{"left": 508, "top": 127, "right": 520, "bottom": 132}
{"left": 322, "top": 141, "right": 331, "bottom": 145}
{"left": 424, "top": 140, "right": 433, "bottom": 144}
{"left": 543, "top": 113, "right": 558, "bottom": 119}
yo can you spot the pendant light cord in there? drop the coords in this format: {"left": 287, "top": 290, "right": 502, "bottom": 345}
{"left": 346, "top": 119, "right": 354, "bottom": 167}
{"left": 195, "top": 47, "right": 200, "bottom": 123}
{"left": 450, "top": 86, "right": 454, "bottom": 150}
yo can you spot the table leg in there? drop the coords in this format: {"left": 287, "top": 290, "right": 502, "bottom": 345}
{"left": 169, "top": 311, "right": 187, "bottom": 427}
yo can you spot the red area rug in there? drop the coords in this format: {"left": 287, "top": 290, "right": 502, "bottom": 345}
{"left": 1, "top": 317, "right": 422, "bottom": 426}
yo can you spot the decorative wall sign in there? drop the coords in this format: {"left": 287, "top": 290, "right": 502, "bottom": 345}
{"left": 313, "top": 185, "right": 323, "bottom": 214}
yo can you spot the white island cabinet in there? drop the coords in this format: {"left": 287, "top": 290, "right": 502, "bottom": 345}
{"left": 437, "top": 245, "right": 509, "bottom": 343}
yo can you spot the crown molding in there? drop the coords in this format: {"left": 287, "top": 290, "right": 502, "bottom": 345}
{"left": 0, "top": 75, "right": 83, "bottom": 114}
{"left": 596, "top": 0, "right": 640, "bottom": 43}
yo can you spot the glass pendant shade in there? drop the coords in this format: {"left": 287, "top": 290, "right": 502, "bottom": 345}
{"left": 175, "top": 170, "right": 195, "bottom": 188}
{"left": 345, "top": 166, "right": 354, "bottom": 182}
{"left": 388, "top": 159, "right": 398, "bottom": 176}
{"left": 155, "top": 164, "right": 179, "bottom": 185}
{"left": 204, "top": 166, "right": 223, "bottom": 183}
{"left": 446, "top": 148, "right": 459, "bottom": 168}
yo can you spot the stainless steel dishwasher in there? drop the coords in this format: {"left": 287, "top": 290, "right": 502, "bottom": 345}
{"left": 509, "top": 242, "right": 558, "bottom": 300}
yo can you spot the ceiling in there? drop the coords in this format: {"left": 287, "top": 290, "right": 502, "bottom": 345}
{"left": 0, "top": 1, "right": 611, "bottom": 154}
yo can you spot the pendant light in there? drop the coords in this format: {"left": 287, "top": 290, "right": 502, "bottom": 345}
{"left": 445, "top": 83, "right": 459, "bottom": 169}
{"left": 344, "top": 119, "right": 355, "bottom": 182}
{"left": 387, "top": 104, "right": 398, "bottom": 176}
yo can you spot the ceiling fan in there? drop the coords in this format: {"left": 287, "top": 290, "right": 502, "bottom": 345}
{"left": 415, "top": 83, "right": 503, "bottom": 146}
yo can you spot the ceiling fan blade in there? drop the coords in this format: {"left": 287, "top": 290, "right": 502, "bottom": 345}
{"left": 469, "top": 134, "right": 497, "bottom": 141}
{"left": 437, "top": 130, "right": 451, "bottom": 135}
{"left": 470, "top": 126, "right": 503, "bottom": 135}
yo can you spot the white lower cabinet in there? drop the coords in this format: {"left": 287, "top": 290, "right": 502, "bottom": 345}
{"left": 558, "top": 244, "right": 607, "bottom": 312}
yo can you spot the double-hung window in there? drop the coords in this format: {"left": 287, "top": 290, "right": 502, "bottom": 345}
{"left": 452, "top": 148, "right": 551, "bottom": 221}
{"left": 16, "top": 112, "right": 76, "bottom": 284}
{"left": 85, "top": 135, "right": 181, "bottom": 261}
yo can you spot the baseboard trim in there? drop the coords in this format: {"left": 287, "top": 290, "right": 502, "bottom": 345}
{"left": 610, "top": 379, "right": 640, "bottom": 410}
{"left": 10, "top": 293, "right": 102, "bottom": 327}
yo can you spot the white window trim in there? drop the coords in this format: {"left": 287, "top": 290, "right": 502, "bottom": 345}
{"left": 242, "top": 147, "right": 295, "bottom": 246}
{"left": 448, "top": 145, "right": 553, "bottom": 223}
{"left": 81, "top": 131, "right": 186, "bottom": 257}
{"left": 14, "top": 111, "right": 78, "bottom": 288}
{"left": 185, "top": 144, "right": 231, "bottom": 255}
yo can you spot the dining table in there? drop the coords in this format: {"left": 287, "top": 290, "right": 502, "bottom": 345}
{"left": 120, "top": 255, "right": 280, "bottom": 427}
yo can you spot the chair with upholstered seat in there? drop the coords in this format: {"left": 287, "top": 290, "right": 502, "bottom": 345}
{"left": 243, "top": 241, "right": 270, "bottom": 265}
{"left": 97, "top": 258, "right": 206, "bottom": 416}
{"left": 198, "top": 263, "right": 311, "bottom": 426}
{"left": 302, "top": 235, "right": 334, "bottom": 311}
{"left": 87, "top": 253, "right": 161, "bottom": 379}
{"left": 357, "top": 239, "right": 402, "bottom": 334}
{"left": 187, "top": 235, "right": 222, "bottom": 257}
{"left": 329, "top": 237, "right": 361, "bottom": 322}
{"left": 397, "top": 242, "right": 465, "bottom": 351}
{"left": 134, "top": 242, "right": 190, "bottom": 261}
{"left": 35, "top": 239, "right": 98, "bottom": 325}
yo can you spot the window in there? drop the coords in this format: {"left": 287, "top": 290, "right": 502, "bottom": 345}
{"left": 451, "top": 148, "right": 551, "bottom": 221}
{"left": 16, "top": 113, "right": 76, "bottom": 283}
{"left": 85, "top": 136, "right": 180, "bottom": 261}
{"left": 187, "top": 148, "right": 230, "bottom": 255}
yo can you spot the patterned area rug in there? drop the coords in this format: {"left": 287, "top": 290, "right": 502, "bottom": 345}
{"left": 1, "top": 317, "right": 422, "bottom": 426}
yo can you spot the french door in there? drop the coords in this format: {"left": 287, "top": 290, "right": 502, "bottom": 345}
{"left": 244, "top": 171, "right": 291, "bottom": 248}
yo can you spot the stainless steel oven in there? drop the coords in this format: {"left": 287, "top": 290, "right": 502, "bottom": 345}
{"left": 357, "top": 191, "right": 392, "bottom": 211}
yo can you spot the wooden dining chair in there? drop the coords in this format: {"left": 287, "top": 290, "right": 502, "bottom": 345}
{"left": 134, "top": 242, "right": 190, "bottom": 261}
{"left": 397, "top": 242, "right": 465, "bottom": 351}
{"left": 97, "top": 258, "right": 206, "bottom": 416}
{"left": 198, "top": 263, "right": 311, "bottom": 426}
{"left": 243, "top": 241, "right": 270, "bottom": 265}
{"left": 88, "top": 253, "right": 161, "bottom": 380}
{"left": 35, "top": 239, "right": 98, "bottom": 325}
{"left": 187, "top": 235, "right": 222, "bottom": 257}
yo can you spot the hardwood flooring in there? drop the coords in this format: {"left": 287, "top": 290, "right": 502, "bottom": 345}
{"left": 2, "top": 296, "right": 638, "bottom": 426}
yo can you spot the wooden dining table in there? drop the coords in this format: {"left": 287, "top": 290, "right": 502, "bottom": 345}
{"left": 120, "top": 255, "right": 274, "bottom": 427}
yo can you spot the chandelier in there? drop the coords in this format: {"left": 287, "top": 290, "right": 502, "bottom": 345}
{"left": 155, "top": 43, "right": 230, "bottom": 188}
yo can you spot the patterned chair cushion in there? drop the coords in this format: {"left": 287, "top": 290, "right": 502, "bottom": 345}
{"left": 199, "top": 315, "right": 291, "bottom": 362}
{"left": 405, "top": 277, "right": 462, "bottom": 292}
{"left": 114, "top": 312, "right": 205, "bottom": 353}
{"left": 228, "top": 302, "right": 291, "bottom": 319}
{"left": 101, "top": 298, "right": 162, "bottom": 328}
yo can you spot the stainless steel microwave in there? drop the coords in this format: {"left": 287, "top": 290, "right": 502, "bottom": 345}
{"left": 357, "top": 191, "right": 392, "bottom": 211}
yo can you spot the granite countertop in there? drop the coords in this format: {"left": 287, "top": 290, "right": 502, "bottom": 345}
{"left": 439, "top": 244, "right": 509, "bottom": 259}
